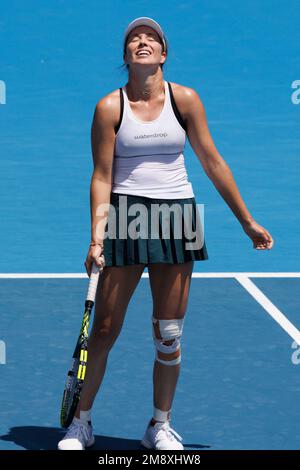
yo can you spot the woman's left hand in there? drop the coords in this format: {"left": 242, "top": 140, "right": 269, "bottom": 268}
{"left": 242, "top": 219, "right": 274, "bottom": 250}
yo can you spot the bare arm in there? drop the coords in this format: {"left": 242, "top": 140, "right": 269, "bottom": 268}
{"left": 85, "top": 97, "right": 116, "bottom": 275}
{"left": 184, "top": 88, "right": 274, "bottom": 250}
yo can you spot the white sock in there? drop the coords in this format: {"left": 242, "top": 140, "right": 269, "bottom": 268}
{"left": 153, "top": 407, "right": 171, "bottom": 423}
{"left": 80, "top": 409, "right": 92, "bottom": 423}
{"left": 73, "top": 409, "right": 92, "bottom": 426}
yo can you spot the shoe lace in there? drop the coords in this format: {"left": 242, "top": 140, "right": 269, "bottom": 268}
{"left": 67, "top": 421, "right": 90, "bottom": 441}
{"left": 156, "top": 422, "right": 183, "bottom": 443}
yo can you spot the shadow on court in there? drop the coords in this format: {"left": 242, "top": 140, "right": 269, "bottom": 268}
{"left": 0, "top": 427, "right": 210, "bottom": 450}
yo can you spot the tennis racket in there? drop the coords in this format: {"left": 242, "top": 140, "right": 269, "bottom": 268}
{"left": 60, "top": 262, "right": 101, "bottom": 428}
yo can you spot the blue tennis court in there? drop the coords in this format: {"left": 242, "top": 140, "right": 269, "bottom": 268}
{"left": 1, "top": 0, "right": 300, "bottom": 450}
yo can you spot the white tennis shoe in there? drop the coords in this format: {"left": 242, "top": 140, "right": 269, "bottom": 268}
{"left": 141, "top": 420, "right": 184, "bottom": 450}
{"left": 58, "top": 419, "right": 95, "bottom": 450}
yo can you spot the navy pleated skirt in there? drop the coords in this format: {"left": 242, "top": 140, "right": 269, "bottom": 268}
{"left": 103, "top": 192, "right": 209, "bottom": 267}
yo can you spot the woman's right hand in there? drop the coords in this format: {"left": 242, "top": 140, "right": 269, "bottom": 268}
{"left": 84, "top": 243, "right": 106, "bottom": 277}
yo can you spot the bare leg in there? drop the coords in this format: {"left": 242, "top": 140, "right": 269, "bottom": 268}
{"left": 75, "top": 263, "right": 145, "bottom": 417}
{"left": 148, "top": 261, "right": 194, "bottom": 417}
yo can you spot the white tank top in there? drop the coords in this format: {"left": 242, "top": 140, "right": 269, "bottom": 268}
{"left": 112, "top": 80, "right": 195, "bottom": 199}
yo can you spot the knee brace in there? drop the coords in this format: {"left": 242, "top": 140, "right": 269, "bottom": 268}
{"left": 152, "top": 317, "right": 184, "bottom": 366}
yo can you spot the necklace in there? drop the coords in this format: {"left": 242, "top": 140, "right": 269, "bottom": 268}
{"left": 126, "top": 83, "right": 163, "bottom": 98}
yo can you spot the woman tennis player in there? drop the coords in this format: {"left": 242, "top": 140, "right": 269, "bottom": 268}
{"left": 58, "top": 17, "right": 274, "bottom": 450}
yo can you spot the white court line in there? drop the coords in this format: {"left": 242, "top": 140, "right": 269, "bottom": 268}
{"left": 192, "top": 272, "right": 300, "bottom": 278}
{"left": 0, "top": 272, "right": 300, "bottom": 279}
{"left": 0, "top": 273, "right": 88, "bottom": 279}
{"left": 235, "top": 274, "right": 300, "bottom": 345}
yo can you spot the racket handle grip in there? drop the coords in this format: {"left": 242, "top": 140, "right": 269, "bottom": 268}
{"left": 86, "top": 262, "right": 100, "bottom": 302}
